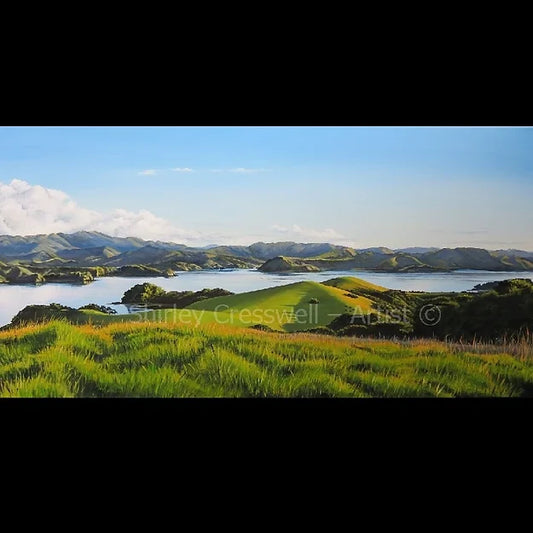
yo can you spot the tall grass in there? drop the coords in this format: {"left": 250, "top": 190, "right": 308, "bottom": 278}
{"left": 1, "top": 320, "right": 533, "bottom": 397}
{"left": 446, "top": 330, "right": 533, "bottom": 361}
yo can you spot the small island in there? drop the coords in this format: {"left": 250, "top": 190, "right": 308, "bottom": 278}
{"left": 0, "top": 262, "right": 176, "bottom": 286}
{"left": 258, "top": 256, "right": 320, "bottom": 273}
{"left": 121, "top": 283, "right": 234, "bottom": 308}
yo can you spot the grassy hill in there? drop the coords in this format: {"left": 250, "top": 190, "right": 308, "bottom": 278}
{"left": 257, "top": 256, "right": 320, "bottom": 272}
{"left": 57, "top": 246, "right": 120, "bottom": 262}
{"left": 1, "top": 320, "right": 532, "bottom": 397}
{"left": 258, "top": 252, "right": 443, "bottom": 273}
{"left": 248, "top": 242, "right": 353, "bottom": 259}
{"left": 420, "top": 247, "right": 533, "bottom": 271}
{"left": 322, "top": 276, "right": 387, "bottom": 292}
{"left": 0, "top": 265, "right": 45, "bottom": 284}
{"left": 186, "top": 280, "right": 375, "bottom": 332}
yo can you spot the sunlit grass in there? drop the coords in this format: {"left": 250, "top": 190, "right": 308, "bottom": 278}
{"left": 187, "top": 280, "right": 376, "bottom": 332}
{"left": 0, "top": 320, "right": 532, "bottom": 397}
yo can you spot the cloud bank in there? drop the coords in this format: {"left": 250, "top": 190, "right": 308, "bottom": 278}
{"left": 271, "top": 224, "right": 350, "bottom": 244}
{"left": 0, "top": 179, "right": 202, "bottom": 244}
{"left": 0, "top": 179, "right": 352, "bottom": 247}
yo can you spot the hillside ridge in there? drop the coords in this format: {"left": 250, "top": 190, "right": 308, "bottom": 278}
{"left": 1, "top": 232, "right": 533, "bottom": 277}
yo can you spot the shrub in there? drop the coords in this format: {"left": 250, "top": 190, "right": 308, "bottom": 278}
{"left": 249, "top": 324, "right": 276, "bottom": 332}
{"left": 121, "top": 284, "right": 234, "bottom": 307}
{"left": 78, "top": 304, "right": 117, "bottom": 315}
{"left": 121, "top": 283, "right": 167, "bottom": 304}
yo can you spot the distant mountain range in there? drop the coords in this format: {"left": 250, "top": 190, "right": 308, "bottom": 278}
{"left": 1, "top": 231, "right": 533, "bottom": 273}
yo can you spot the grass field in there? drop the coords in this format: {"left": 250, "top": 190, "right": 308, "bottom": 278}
{"left": 1, "top": 319, "right": 532, "bottom": 397}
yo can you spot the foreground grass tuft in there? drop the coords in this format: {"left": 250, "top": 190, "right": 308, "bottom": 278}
{"left": 1, "top": 320, "right": 532, "bottom": 397}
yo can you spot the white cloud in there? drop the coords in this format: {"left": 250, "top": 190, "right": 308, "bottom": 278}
{"left": 0, "top": 179, "right": 354, "bottom": 247}
{"left": 0, "top": 179, "right": 204, "bottom": 245}
{"left": 210, "top": 168, "right": 269, "bottom": 174}
{"left": 271, "top": 224, "right": 289, "bottom": 233}
{"left": 138, "top": 169, "right": 156, "bottom": 175}
{"left": 271, "top": 224, "right": 349, "bottom": 244}
{"left": 170, "top": 167, "right": 193, "bottom": 172}
{"left": 230, "top": 168, "right": 269, "bottom": 173}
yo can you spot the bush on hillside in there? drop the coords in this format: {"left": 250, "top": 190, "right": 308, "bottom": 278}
{"left": 249, "top": 324, "right": 276, "bottom": 332}
{"left": 9, "top": 304, "right": 76, "bottom": 326}
{"left": 78, "top": 303, "right": 117, "bottom": 314}
{"left": 121, "top": 283, "right": 167, "bottom": 304}
{"left": 121, "top": 284, "right": 234, "bottom": 307}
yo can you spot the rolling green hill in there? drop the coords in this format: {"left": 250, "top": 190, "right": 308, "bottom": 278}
{"left": 420, "top": 247, "right": 533, "bottom": 271}
{"left": 322, "top": 276, "right": 387, "bottom": 292}
{"left": 258, "top": 252, "right": 442, "bottom": 272}
{"left": 257, "top": 256, "right": 320, "bottom": 272}
{"left": 187, "top": 280, "right": 375, "bottom": 332}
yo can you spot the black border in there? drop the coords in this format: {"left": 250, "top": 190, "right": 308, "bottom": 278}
{"left": 1, "top": 397, "right": 529, "bottom": 446}
{"left": 2, "top": 77, "right": 532, "bottom": 126}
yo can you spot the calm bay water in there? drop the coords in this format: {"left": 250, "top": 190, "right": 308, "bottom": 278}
{"left": 0, "top": 268, "right": 532, "bottom": 327}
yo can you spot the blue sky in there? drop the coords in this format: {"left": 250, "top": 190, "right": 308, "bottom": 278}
{"left": 0, "top": 126, "right": 532, "bottom": 249}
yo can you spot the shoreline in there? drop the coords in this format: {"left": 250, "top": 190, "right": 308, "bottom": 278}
{"left": 2, "top": 266, "right": 533, "bottom": 286}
